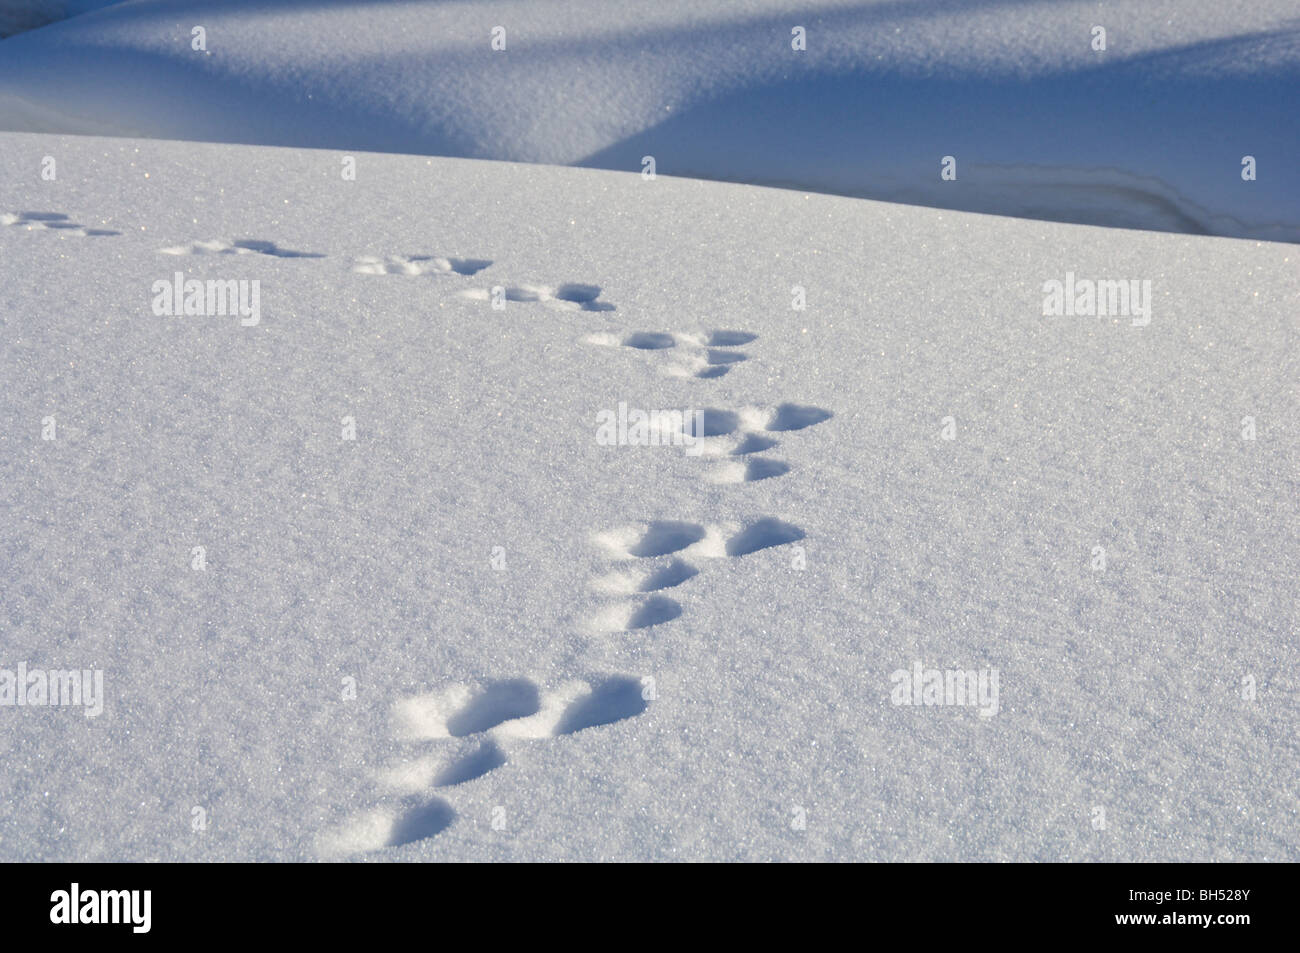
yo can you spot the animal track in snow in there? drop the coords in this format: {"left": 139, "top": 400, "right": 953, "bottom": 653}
{"left": 594, "top": 520, "right": 710, "bottom": 560}
{"left": 354, "top": 254, "right": 491, "bottom": 276}
{"left": 766, "top": 403, "right": 834, "bottom": 431}
{"left": 725, "top": 517, "right": 806, "bottom": 556}
{"left": 318, "top": 675, "right": 647, "bottom": 857}
{"left": 416, "top": 678, "right": 543, "bottom": 738}
{"left": 598, "top": 401, "right": 826, "bottom": 484}
{"left": 588, "top": 595, "right": 684, "bottom": 631}
{"left": 586, "top": 516, "right": 807, "bottom": 631}
{"left": 552, "top": 677, "right": 650, "bottom": 735}
{"left": 684, "top": 403, "right": 832, "bottom": 484}
{"left": 593, "top": 518, "right": 806, "bottom": 562}
{"left": 160, "top": 238, "right": 323, "bottom": 258}
{"left": 730, "top": 433, "right": 780, "bottom": 455}
{"left": 592, "top": 557, "right": 699, "bottom": 595}
{"left": 667, "top": 329, "right": 759, "bottom": 379}
{"left": 620, "top": 331, "right": 677, "bottom": 350}
{"left": 316, "top": 798, "right": 457, "bottom": 858}
{"left": 704, "top": 457, "right": 791, "bottom": 484}
{"left": 587, "top": 521, "right": 712, "bottom": 632}
{"left": 391, "top": 676, "right": 647, "bottom": 744}
{"left": 461, "top": 282, "right": 614, "bottom": 311}
{"left": 585, "top": 328, "right": 756, "bottom": 378}
{"left": 1, "top": 211, "right": 120, "bottom": 237}
{"left": 700, "top": 330, "right": 759, "bottom": 347}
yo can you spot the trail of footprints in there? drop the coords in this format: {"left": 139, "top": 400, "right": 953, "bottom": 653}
{"left": 353, "top": 253, "right": 489, "bottom": 276}
{"left": 8, "top": 210, "right": 633, "bottom": 857}
{"left": 692, "top": 401, "right": 832, "bottom": 485}
{"left": 317, "top": 675, "right": 647, "bottom": 857}
{"left": 459, "top": 282, "right": 615, "bottom": 312}
{"left": 587, "top": 517, "right": 809, "bottom": 631}
{"left": 1, "top": 210, "right": 119, "bottom": 236}
{"left": 8, "top": 209, "right": 824, "bottom": 850}
{"left": 586, "top": 327, "right": 756, "bottom": 377}
{"left": 584, "top": 327, "right": 832, "bottom": 632}
{"left": 318, "top": 349, "right": 831, "bottom": 851}
{"left": 160, "top": 238, "right": 323, "bottom": 258}
{"left": 3, "top": 213, "right": 613, "bottom": 309}
{"left": 588, "top": 326, "right": 831, "bottom": 484}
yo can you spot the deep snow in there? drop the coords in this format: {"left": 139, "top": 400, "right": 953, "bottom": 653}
{"left": 0, "top": 132, "right": 1296, "bottom": 861}
{"left": 0, "top": 2, "right": 118, "bottom": 39}
{"left": 0, "top": 0, "right": 1297, "bottom": 241}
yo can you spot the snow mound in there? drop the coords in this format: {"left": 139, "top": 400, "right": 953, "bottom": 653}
{"left": 0, "top": 0, "right": 1296, "bottom": 240}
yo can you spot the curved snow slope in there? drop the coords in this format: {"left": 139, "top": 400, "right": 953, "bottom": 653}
{"left": 0, "top": 0, "right": 1297, "bottom": 240}
{"left": 0, "top": 2, "right": 120, "bottom": 39}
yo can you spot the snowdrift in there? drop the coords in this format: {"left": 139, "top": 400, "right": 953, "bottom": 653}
{"left": 0, "top": 0, "right": 1296, "bottom": 241}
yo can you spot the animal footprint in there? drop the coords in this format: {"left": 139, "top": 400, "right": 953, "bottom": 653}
{"left": 462, "top": 283, "right": 614, "bottom": 312}
{"left": 587, "top": 517, "right": 805, "bottom": 630}
{"left": 667, "top": 330, "right": 758, "bottom": 379}
{"left": 592, "top": 558, "right": 699, "bottom": 595}
{"left": 1, "top": 211, "right": 119, "bottom": 237}
{"left": 766, "top": 403, "right": 833, "bottom": 431}
{"left": 725, "top": 517, "right": 805, "bottom": 556}
{"left": 590, "top": 402, "right": 830, "bottom": 483}
{"left": 704, "top": 458, "right": 791, "bottom": 484}
{"left": 316, "top": 798, "right": 457, "bottom": 859}
{"left": 552, "top": 677, "right": 649, "bottom": 734}
{"left": 354, "top": 254, "right": 491, "bottom": 276}
{"left": 586, "top": 328, "right": 756, "bottom": 378}
{"left": 588, "top": 595, "right": 683, "bottom": 631}
{"left": 587, "top": 521, "right": 712, "bottom": 632}
{"left": 160, "top": 238, "right": 323, "bottom": 258}
{"left": 691, "top": 403, "right": 832, "bottom": 483}
{"left": 318, "top": 675, "right": 646, "bottom": 857}
{"left": 700, "top": 331, "right": 759, "bottom": 347}
{"left": 393, "top": 676, "right": 646, "bottom": 743}
{"left": 383, "top": 676, "right": 646, "bottom": 788}
{"left": 586, "top": 401, "right": 828, "bottom": 485}
{"left": 394, "top": 678, "right": 542, "bottom": 741}
{"left": 594, "top": 520, "right": 710, "bottom": 560}
{"left": 380, "top": 739, "right": 509, "bottom": 792}
{"left": 730, "top": 433, "right": 780, "bottom": 454}
{"left": 595, "top": 517, "right": 805, "bottom": 561}
{"left": 685, "top": 408, "right": 748, "bottom": 438}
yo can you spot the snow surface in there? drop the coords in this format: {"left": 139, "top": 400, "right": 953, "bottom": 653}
{"left": 0, "top": 1, "right": 119, "bottom": 39}
{"left": 0, "top": 0, "right": 1297, "bottom": 240}
{"left": 1, "top": 130, "right": 1296, "bottom": 861}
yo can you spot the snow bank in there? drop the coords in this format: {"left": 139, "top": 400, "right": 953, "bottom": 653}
{"left": 0, "top": 0, "right": 1296, "bottom": 240}
{"left": 0, "top": 1, "right": 119, "bottom": 39}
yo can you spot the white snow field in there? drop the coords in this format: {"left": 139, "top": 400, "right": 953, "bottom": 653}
{"left": 0, "top": 129, "right": 1296, "bottom": 862}
{"left": 0, "top": 0, "right": 1297, "bottom": 241}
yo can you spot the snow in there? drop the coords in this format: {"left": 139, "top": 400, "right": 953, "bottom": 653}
{"left": 0, "top": 0, "right": 1297, "bottom": 240}
{"left": 0, "top": 130, "right": 1295, "bottom": 861}
{"left": 0, "top": 2, "right": 1297, "bottom": 862}
{"left": 0, "top": 1, "right": 120, "bottom": 39}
